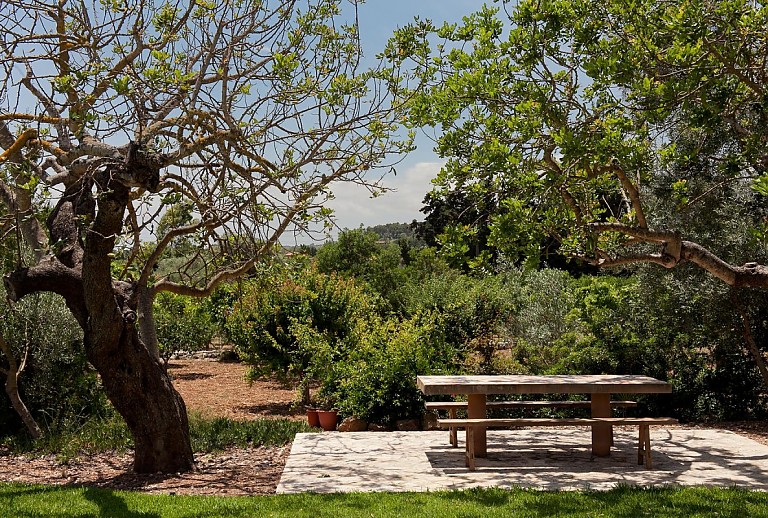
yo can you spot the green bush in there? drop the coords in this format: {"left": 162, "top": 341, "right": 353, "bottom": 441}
{"left": 225, "top": 265, "right": 375, "bottom": 404}
{"left": 316, "top": 229, "right": 411, "bottom": 313}
{"left": 221, "top": 250, "right": 768, "bottom": 424}
{"left": 321, "top": 312, "right": 457, "bottom": 425}
{"left": 315, "top": 228, "right": 379, "bottom": 279}
{"left": 511, "top": 268, "right": 579, "bottom": 350}
{"left": 635, "top": 270, "right": 768, "bottom": 421}
{"left": 401, "top": 271, "right": 519, "bottom": 374}
{"left": 506, "top": 268, "right": 768, "bottom": 421}
{"left": 0, "top": 292, "right": 107, "bottom": 438}
{"left": 154, "top": 292, "right": 218, "bottom": 362}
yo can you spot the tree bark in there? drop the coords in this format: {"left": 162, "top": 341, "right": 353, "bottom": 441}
{"left": 78, "top": 165, "right": 194, "bottom": 473}
{"left": 590, "top": 223, "right": 768, "bottom": 288}
{"left": 0, "top": 332, "right": 42, "bottom": 440}
{"left": 137, "top": 285, "right": 161, "bottom": 360}
{"left": 4, "top": 154, "right": 195, "bottom": 473}
{"left": 6, "top": 255, "right": 195, "bottom": 474}
{"left": 84, "top": 323, "right": 194, "bottom": 472}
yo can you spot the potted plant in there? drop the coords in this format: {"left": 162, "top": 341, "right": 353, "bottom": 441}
{"left": 316, "top": 408, "right": 338, "bottom": 431}
{"left": 317, "top": 410, "right": 339, "bottom": 432}
{"left": 306, "top": 406, "right": 320, "bottom": 428}
{"left": 314, "top": 393, "right": 338, "bottom": 431}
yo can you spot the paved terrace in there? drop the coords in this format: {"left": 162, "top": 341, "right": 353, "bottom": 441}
{"left": 277, "top": 427, "right": 768, "bottom": 493}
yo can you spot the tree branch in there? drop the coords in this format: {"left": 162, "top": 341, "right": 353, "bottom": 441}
{"left": 590, "top": 253, "right": 677, "bottom": 269}
{"left": 587, "top": 223, "right": 768, "bottom": 288}
{"left": 0, "top": 129, "right": 37, "bottom": 164}
{"left": 3, "top": 260, "right": 87, "bottom": 324}
{"left": 589, "top": 222, "right": 679, "bottom": 244}
{"left": 608, "top": 162, "right": 647, "bottom": 228}
{"left": 681, "top": 242, "right": 768, "bottom": 288}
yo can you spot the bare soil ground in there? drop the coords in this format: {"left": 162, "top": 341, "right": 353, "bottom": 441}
{"left": 0, "top": 358, "right": 301, "bottom": 495}
{"left": 2, "top": 358, "right": 768, "bottom": 496}
{"left": 167, "top": 358, "right": 304, "bottom": 422}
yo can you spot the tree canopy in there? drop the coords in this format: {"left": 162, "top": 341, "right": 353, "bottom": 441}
{"left": 391, "top": 0, "right": 768, "bottom": 284}
{"left": 0, "top": 0, "right": 411, "bottom": 472}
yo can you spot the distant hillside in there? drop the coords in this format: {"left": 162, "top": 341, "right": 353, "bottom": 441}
{"left": 365, "top": 222, "right": 419, "bottom": 242}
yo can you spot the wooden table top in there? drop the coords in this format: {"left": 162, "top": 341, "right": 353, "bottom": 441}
{"left": 416, "top": 374, "right": 673, "bottom": 395}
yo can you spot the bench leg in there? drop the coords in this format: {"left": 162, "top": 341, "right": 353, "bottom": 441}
{"left": 591, "top": 393, "right": 612, "bottom": 457}
{"left": 449, "top": 408, "right": 458, "bottom": 447}
{"left": 637, "top": 424, "right": 652, "bottom": 468}
{"left": 467, "top": 394, "right": 487, "bottom": 458}
{"left": 465, "top": 426, "right": 476, "bottom": 470}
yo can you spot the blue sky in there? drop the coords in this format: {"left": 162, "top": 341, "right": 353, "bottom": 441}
{"left": 323, "top": 1, "right": 482, "bottom": 233}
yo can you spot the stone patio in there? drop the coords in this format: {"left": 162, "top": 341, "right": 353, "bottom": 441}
{"left": 277, "top": 427, "right": 768, "bottom": 493}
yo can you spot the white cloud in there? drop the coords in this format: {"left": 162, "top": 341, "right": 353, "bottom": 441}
{"left": 328, "top": 161, "right": 443, "bottom": 231}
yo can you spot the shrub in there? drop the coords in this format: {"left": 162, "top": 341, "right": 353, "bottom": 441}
{"left": 315, "top": 228, "right": 379, "bottom": 278}
{"left": 316, "top": 229, "right": 411, "bottom": 313}
{"left": 401, "top": 271, "right": 519, "bottom": 374}
{"left": 320, "top": 312, "right": 458, "bottom": 425}
{"left": 225, "top": 265, "right": 375, "bottom": 404}
{"left": 0, "top": 292, "right": 107, "bottom": 438}
{"left": 153, "top": 292, "right": 218, "bottom": 363}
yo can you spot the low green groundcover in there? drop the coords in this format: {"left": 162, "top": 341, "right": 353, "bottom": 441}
{"left": 1, "top": 483, "right": 767, "bottom": 517}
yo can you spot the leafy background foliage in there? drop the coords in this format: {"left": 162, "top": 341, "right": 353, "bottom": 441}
{"left": 4, "top": 0, "right": 768, "bottom": 448}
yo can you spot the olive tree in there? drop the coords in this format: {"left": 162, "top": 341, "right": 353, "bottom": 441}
{"left": 0, "top": 0, "right": 412, "bottom": 472}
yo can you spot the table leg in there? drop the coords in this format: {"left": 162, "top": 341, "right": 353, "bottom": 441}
{"left": 467, "top": 393, "right": 487, "bottom": 458}
{"left": 591, "top": 393, "right": 612, "bottom": 457}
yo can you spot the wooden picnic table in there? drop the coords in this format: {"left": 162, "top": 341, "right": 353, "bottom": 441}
{"left": 417, "top": 374, "right": 673, "bottom": 458}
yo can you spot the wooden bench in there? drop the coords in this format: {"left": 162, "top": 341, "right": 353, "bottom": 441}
{"left": 437, "top": 417, "right": 678, "bottom": 470}
{"left": 426, "top": 400, "right": 638, "bottom": 447}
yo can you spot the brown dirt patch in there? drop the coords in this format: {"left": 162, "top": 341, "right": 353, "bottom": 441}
{"left": 0, "top": 446, "right": 290, "bottom": 496}
{"left": 0, "top": 358, "right": 303, "bottom": 496}
{"left": 168, "top": 358, "right": 304, "bottom": 421}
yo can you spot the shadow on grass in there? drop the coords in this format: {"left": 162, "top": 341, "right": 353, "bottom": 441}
{"left": 438, "top": 485, "right": 768, "bottom": 517}
{"left": 1, "top": 484, "right": 159, "bottom": 518}
{"left": 83, "top": 487, "right": 160, "bottom": 518}
{"left": 0, "top": 483, "right": 63, "bottom": 499}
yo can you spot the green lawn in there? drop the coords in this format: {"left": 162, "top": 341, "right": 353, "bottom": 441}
{"left": 2, "top": 483, "right": 767, "bottom": 517}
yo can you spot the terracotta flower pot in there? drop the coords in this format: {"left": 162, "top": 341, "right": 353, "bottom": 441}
{"left": 317, "top": 410, "right": 338, "bottom": 431}
{"left": 306, "top": 408, "right": 320, "bottom": 428}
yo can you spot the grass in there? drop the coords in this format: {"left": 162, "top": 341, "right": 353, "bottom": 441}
{"left": 1, "top": 413, "right": 315, "bottom": 462}
{"left": 2, "top": 483, "right": 768, "bottom": 517}
{"left": 188, "top": 413, "right": 314, "bottom": 451}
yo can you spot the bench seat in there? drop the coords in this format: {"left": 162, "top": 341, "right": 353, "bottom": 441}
{"left": 437, "top": 417, "right": 678, "bottom": 470}
{"left": 425, "top": 400, "right": 638, "bottom": 410}
{"left": 426, "top": 400, "right": 638, "bottom": 447}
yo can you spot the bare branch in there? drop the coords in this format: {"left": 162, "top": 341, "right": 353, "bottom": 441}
{"left": 589, "top": 222, "right": 679, "bottom": 245}
{"left": 0, "top": 128, "right": 37, "bottom": 164}
{"left": 607, "top": 162, "right": 647, "bottom": 228}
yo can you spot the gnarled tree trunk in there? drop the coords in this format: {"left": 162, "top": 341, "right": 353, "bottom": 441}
{"left": 85, "top": 321, "right": 193, "bottom": 473}
{"left": 4, "top": 148, "right": 195, "bottom": 473}
{"left": 137, "top": 285, "right": 161, "bottom": 361}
